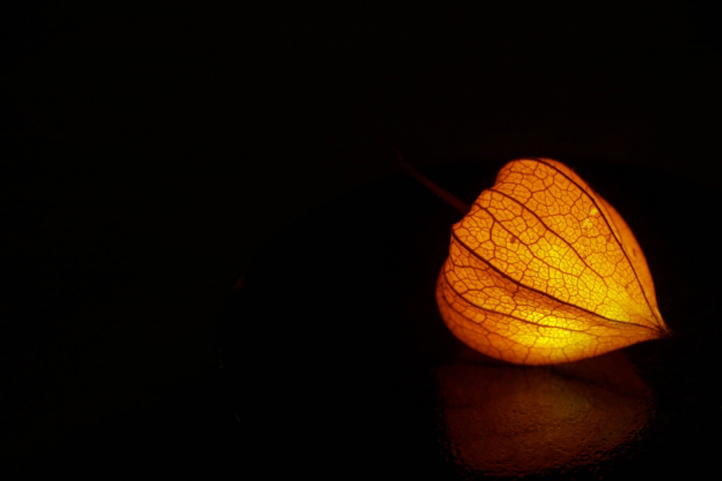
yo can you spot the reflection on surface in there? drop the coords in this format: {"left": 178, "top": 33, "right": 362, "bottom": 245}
{"left": 437, "top": 349, "right": 653, "bottom": 476}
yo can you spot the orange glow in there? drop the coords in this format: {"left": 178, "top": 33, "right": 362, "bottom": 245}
{"left": 436, "top": 158, "right": 668, "bottom": 364}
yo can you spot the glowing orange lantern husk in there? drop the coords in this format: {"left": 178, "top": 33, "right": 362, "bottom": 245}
{"left": 436, "top": 158, "right": 669, "bottom": 365}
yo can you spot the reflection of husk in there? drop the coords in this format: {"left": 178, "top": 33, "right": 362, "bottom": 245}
{"left": 437, "top": 349, "right": 653, "bottom": 476}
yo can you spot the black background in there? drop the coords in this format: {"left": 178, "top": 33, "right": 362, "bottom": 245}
{"left": 2, "top": 2, "right": 722, "bottom": 479}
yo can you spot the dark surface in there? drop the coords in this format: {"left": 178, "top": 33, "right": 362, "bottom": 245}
{"left": 2, "top": 2, "right": 722, "bottom": 479}
{"left": 220, "top": 163, "right": 722, "bottom": 479}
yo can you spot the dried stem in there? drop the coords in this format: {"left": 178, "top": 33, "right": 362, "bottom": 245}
{"left": 393, "top": 149, "right": 470, "bottom": 215}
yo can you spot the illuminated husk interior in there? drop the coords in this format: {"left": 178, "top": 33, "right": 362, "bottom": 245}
{"left": 436, "top": 158, "right": 668, "bottom": 364}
